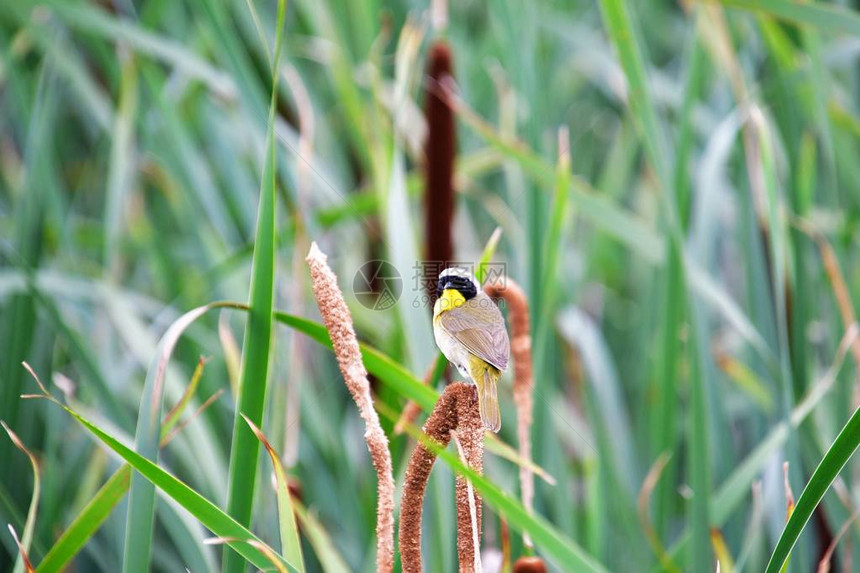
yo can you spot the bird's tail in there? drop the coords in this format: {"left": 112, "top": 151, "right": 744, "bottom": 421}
{"left": 472, "top": 361, "right": 501, "bottom": 432}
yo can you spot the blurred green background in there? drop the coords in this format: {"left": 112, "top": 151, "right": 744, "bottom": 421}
{"left": 2, "top": 0, "right": 860, "bottom": 571}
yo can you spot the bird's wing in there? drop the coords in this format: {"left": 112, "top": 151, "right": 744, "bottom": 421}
{"left": 438, "top": 293, "right": 510, "bottom": 370}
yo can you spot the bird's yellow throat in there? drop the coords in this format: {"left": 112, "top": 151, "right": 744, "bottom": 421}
{"left": 436, "top": 288, "right": 466, "bottom": 314}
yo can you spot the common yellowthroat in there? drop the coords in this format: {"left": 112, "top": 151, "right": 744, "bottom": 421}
{"left": 433, "top": 268, "right": 510, "bottom": 432}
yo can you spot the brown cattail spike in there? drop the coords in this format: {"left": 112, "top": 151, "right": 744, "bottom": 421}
{"left": 400, "top": 382, "right": 484, "bottom": 572}
{"left": 513, "top": 556, "right": 548, "bottom": 573}
{"left": 424, "top": 41, "right": 457, "bottom": 299}
{"left": 306, "top": 243, "right": 395, "bottom": 573}
{"left": 483, "top": 279, "right": 534, "bottom": 547}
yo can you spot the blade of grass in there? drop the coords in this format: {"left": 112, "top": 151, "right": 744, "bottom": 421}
{"left": 103, "top": 48, "right": 138, "bottom": 282}
{"left": 534, "top": 128, "right": 571, "bottom": 358}
{"left": 1, "top": 421, "right": 40, "bottom": 573}
{"left": 241, "top": 415, "right": 305, "bottom": 572}
{"left": 27, "top": 391, "right": 297, "bottom": 573}
{"left": 161, "top": 357, "right": 207, "bottom": 438}
{"left": 686, "top": 300, "right": 713, "bottom": 572}
{"left": 651, "top": 243, "right": 684, "bottom": 539}
{"left": 596, "top": 0, "right": 671, "bottom": 191}
{"left": 536, "top": 136, "right": 577, "bottom": 552}
{"left": 205, "top": 537, "right": 288, "bottom": 573}
{"left": 765, "top": 402, "right": 860, "bottom": 572}
{"left": 597, "top": 0, "right": 697, "bottom": 555}
{"left": 753, "top": 105, "right": 803, "bottom": 553}
{"left": 43, "top": 1, "right": 235, "bottom": 98}
{"left": 241, "top": 0, "right": 271, "bottom": 69}
{"left": 0, "top": 47, "right": 56, "bottom": 497}
{"left": 223, "top": 1, "right": 286, "bottom": 570}
{"left": 35, "top": 467, "right": 131, "bottom": 573}
{"left": 386, "top": 146, "right": 435, "bottom": 373}
{"left": 719, "top": 0, "right": 860, "bottom": 37}
{"left": 7, "top": 525, "right": 34, "bottom": 573}
{"left": 476, "top": 226, "right": 504, "bottom": 283}
{"left": 673, "top": 20, "right": 708, "bottom": 232}
{"left": 123, "top": 302, "right": 241, "bottom": 573}
{"left": 658, "top": 324, "right": 858, "bottom": 569}
{"left": 36, "top": 360, "right": 217, "bottom": 573}
{"left": 112, "top": 54, "right": 150, "bottom": 573}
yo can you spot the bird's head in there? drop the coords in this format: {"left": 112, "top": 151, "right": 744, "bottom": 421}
{"left": 437, "top": 267, "right": 479, "bottom": 301}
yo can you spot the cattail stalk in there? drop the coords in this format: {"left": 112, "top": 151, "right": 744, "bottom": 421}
{"left": 400, "top": 382, "right": 484, "bottom": 572}
{"left": 306, "top": 243, "right": 394, "bottom": 572}
{"left": 483, "top": 279, "right": 534, "bottom": 547}
{"left": 424, "top": 41, "right": 457, "bottom": 300}
{"left": 452, "top": 430, "right": 482, "bottom": 572}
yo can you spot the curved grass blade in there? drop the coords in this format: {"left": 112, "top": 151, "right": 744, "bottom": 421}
{"left": 241, "top": 415, "right": 305, "bottom": 572}
{"left": 475, "top": 227, "right": 503, "bottom": 284}
{"left": 765, "top": 402, "right": 860, "bottom": 572}
{"left": 205, "top": 537, "right": 288, "bottom": 573}
{"left": 161, "top": 357, "right": 208, "bottom": 438}
{"left": 36, "top": 360, "right": 216, "bottom": 573}
{"left": 24, "top": 387, "right": 297, "bottom": 573}
{"left": 7, "top": 525, "right": 34, "bottom": 573}
{"left": 124, "top": 301, "right": 242, "bottom": 573}
{"left": 2, "top": 420, "right": 40, "bottom": 573}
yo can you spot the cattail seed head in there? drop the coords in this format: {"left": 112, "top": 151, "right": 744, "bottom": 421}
{"left": 424, "top": 41, "right": 457, "bottom": 300}
{"left": 306, "top": 243, "right": 395, "bottom": 573}
{"left": 399, "top": 382, "right": 483, "bottom": 572}
{"left": 513, "top": 556, "right": 548, "bottom": 573}
{"left": 484, "top": 279, "right": 535, "bottom": 547}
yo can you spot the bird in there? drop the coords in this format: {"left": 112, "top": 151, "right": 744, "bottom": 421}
{"left": 432, "top": 267, "right": 510, "bottom": 432}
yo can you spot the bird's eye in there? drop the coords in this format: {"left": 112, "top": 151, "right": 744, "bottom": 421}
{"left": 436, "top": 278, "right": 446, "bottom": 298}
